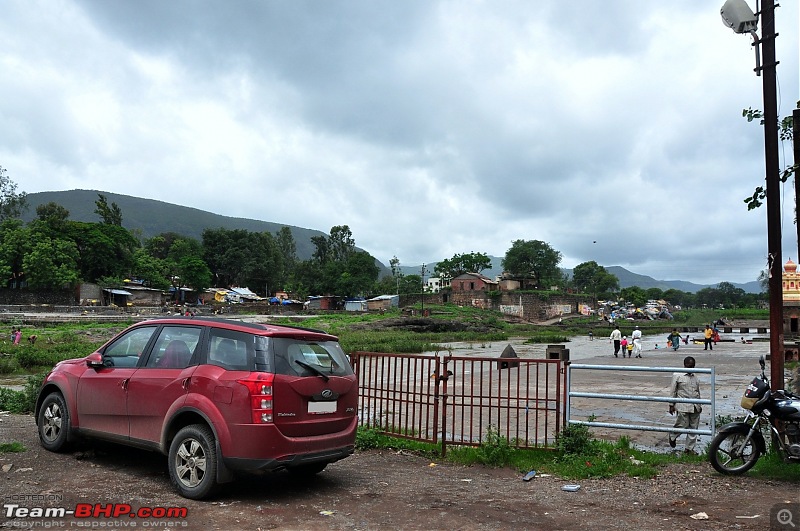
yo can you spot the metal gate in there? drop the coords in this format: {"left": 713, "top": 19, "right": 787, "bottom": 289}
{"left": 566, "top": 363, "right": 716, "bottom": 439}
{"left": 351, "top": 351, "right": 565, "bottom": 455}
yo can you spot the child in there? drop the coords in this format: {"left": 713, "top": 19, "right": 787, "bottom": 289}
{"left": 620, "top": 336, "right": 629, "bottom": 358}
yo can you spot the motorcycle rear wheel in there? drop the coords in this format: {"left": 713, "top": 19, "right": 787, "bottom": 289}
{"left": 709, "top": 431, "right": 760, "bottom": 474}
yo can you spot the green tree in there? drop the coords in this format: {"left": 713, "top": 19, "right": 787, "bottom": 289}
{"left": 0, "top": 166, "right": 28, "bottom": 221}
{"left": 645, "top": 287, "right": 664, "bottom": 301}
{"left": 334, "top": 251, "right": 380, "bottom": 296}
{"left": 64, "top": 222, "right": 138, "bottom": 282}
{"left": 22, "top": 235, "right": 80, "bottom": 288}
{"left": 131, "top": 248, "right": 170, "bottom": 290}
{"left": 619, "top": 286, "right": 647, "bottom": 308}
{"left": 0, "top": 219, "right": 29, "bottom": 284}
{"left": 434, "top": 252, "right": 492, "bottom": 279}
{"left": 275, "top": 226, "right": 297, "bottom": 290}
{"left": 502, "top": 240, "right": 562, "bottom": 288}
{"left": 35, "top": 202, "right": 70, "bottom": 233}
{"left": 94, "top": 193, "right": 123, "bottom": 226}
{"left": 571, "top": 261, "right": 619, "bottom": 299}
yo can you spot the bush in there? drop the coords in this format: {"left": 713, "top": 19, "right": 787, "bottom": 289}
{"left": 0, "top": 373, "right": 45, "bottom": 414}
{"left": 475, "top": 426, "right": 513, "bottom": 467}
{"left": 556, "top": 423, "right": 596, "bottom": 455}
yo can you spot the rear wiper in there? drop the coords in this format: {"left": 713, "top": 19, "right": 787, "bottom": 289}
{"left": 294, "top": 360, "right": 330, "bottom": 381}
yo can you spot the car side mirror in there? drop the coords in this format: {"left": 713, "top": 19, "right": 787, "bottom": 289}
{"left": 86, "top": 352, "right": 104, "bottom": 368}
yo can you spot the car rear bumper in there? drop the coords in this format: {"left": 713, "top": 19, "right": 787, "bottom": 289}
{"left": 223, "top": 444, "right": 355, "bottom": 472}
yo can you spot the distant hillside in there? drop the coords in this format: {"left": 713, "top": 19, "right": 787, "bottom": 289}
{"left": 401, "top": 257, "right": 761, "bottom": 294}
{"left": 23, "top": 190, "right": 329, "bottom": 261}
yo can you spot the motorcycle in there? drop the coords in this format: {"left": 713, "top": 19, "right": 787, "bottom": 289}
{"left": 709, "top": 356, "right": 800, "bottom": 474}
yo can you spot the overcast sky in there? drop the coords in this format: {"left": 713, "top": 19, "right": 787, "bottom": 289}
{"left": 2, "top": 1, "right": 798, "bottom": 284}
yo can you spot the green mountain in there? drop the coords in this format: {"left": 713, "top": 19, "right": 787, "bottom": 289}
{"left": 22, "top": 190, "right": 328, "bottom": 260}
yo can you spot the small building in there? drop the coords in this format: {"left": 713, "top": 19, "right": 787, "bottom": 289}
{"left": 344, "top": 299, "right": 368, "bottom": 312}
{"left": 367, "top": 294, "right": 399, "bottom": 311}
{"left": 305, "top": 295, "right": 338, "bottom": 310}
{"left": 783, "top": 258, "right": 800, "bottom": 336}
{"left": 103, "top": 288, "right": 132, "bottom": 307}
{"left": 124, "top": 285, "right": 165, "bottom": 306}
{"left": 450, "top": 273, "right": 498, "bottom": 292}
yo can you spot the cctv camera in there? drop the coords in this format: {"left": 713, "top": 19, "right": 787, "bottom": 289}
{"left": 720, "top": 0, "right": 758, "bottom": 34}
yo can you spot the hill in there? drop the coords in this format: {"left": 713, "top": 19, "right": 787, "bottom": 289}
{"left": 22, "top": 190, "right": 329, "bottom": 261}
{"left": 22, "top": 191, "right": 760, "bottom": 293}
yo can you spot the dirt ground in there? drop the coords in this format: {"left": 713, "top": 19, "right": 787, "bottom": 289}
{"left": 1, "top": 413, "right": 798, "bottom": 531}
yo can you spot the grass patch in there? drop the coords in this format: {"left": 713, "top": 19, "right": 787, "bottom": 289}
{"left": 0, "top": 442, "right": 25, "bottom": 453}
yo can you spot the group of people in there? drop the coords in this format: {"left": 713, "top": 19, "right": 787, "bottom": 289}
{"left": 608, "top": 325, "right": 644, "bottom": 358}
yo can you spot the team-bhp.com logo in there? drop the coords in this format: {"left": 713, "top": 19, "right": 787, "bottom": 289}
{"left": 4, "top": 501, "right": 189, "bottom": 527}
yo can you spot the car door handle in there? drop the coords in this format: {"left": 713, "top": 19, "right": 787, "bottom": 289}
{"left": 121, "top": 378, "right": 129, "bottom": 391}
{"left": 182, "top": 378, "right": 190, "bottom": 390}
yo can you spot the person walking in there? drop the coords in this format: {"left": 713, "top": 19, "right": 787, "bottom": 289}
{"left": 631, "top": 326, "right": 643, "bottom": 358}
{"left": 620, "top": 336, "right": 629, "bottom": 358}
{"left": 703, "top": 325, "right": 714, "bottom": 351}
{"left": 668, "top": 329, "right": 682, "bottom": 352}
{"left": 668, "top": 356, "right": 702, "bottom": 454}
{"left": 609, "top": 325, "right": 622, "bottom": 357}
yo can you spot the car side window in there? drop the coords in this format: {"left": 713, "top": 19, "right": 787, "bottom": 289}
{"left": 103, "top": 326, "right": 158, "bottom": 368}
{"left": 144, "top": 326, "right": 202, "bottom": 369}
{"left": 208, "top": 330, "right": 252, "bottom": 371}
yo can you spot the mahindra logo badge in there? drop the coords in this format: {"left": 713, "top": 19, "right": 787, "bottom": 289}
{"left": 321, "top": 389, "right": 333, "bottom": 399}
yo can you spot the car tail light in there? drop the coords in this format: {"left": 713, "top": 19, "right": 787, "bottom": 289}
{"left": 237, "top": 373, "right": 275, "bottom": 423}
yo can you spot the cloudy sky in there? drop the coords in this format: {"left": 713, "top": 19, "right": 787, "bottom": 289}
{"left": 2, "top": 1, "right": 798, "bottom": 284}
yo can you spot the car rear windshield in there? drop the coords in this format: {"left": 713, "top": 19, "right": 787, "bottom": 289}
{"left": 271, "top": 337, "right": 353, "bottom": 378}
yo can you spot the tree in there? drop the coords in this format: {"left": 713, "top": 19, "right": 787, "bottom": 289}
{"left": 0, "top": 166, "right": 28, "bottom": 221}
{"left": 275, "top": 226, "right": 297, "bottom": 290}
{"left": 36, "top": 202, "right": 70, "bottom": 232}
{"left": 22, "top": 235, "right": 80, "bottom": 288}
{"left": 572, "top": 261, "right": 619, "bottom": 300}
{"left": 619, "top": 286, "right": 647, "bottom": 308}
{"left": 131, "top": 248, "right": 170, "bottom": 290}
{"left": 64, "top": 222, "right": 138, "bottom": 282}
{"left": 434, "top": 252, "right": 492, "bottom": 279}
{"left": 502, "top": 240, "right": 562, "bottom": 288}
{"left": 0, "top": 219, "right": 29, "bottom": 284}
{"left": 94, "top": 194, "right": 123, "bottom": 226}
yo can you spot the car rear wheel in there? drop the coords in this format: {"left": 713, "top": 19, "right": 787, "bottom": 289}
{"left": 168, "top": 424, "right": 218, "bottom": 499}
{"left": 37, "top": 393, "right": 70, "bottom": 452}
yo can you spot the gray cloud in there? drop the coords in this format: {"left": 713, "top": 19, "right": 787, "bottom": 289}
{"left": 1, "top": 0, "right": 797, "bottom": 285}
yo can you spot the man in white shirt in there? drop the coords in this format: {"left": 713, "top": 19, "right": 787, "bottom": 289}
{"left": 609, "top": 325, "right": 622, "bottom": 357}
{"left": 668, "top": 356, "right": 702, "bottom": 454}
{"left": 631, "top": 326, "right": 643, "bottom": 358}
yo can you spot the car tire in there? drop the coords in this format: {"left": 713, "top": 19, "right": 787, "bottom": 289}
{"left": 168, "top": 424, "right": 218, "bottom": 500}
{"left": 37, "top": 393, "right": 71, "bottom": 452}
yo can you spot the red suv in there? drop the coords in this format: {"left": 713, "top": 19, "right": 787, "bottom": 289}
{"left": 35, "top": 317, "right": 358, "bottom": 499}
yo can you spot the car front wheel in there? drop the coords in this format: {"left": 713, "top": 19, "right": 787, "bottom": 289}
{"left": 168, "top": 424, "right": 218, "bottom": 500}
{"left": 37, "top": 393, "right": 71, "bottom": 452}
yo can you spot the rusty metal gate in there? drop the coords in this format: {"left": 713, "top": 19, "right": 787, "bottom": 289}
{"left": 351, "top": 351, "right": 565, "bottom": 455}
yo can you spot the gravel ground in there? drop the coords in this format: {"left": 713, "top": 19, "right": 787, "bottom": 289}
{"left": 1, "top": 408, "right": 798, "bottom": 530}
